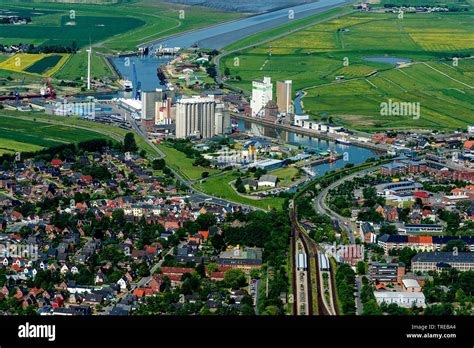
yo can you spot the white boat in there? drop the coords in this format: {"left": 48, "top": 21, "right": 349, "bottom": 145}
{"left": 336, "top": 137, "right": 351, "bottom": 145}
{"left": 118, "top": 79, "right": 133, "bottom": 91}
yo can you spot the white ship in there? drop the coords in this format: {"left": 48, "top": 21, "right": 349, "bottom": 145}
{"left": 336, "top": 137, "right": 352, "bottom": 145}
{"left": 118, "top": 79, "right": 133, "bottom": 91}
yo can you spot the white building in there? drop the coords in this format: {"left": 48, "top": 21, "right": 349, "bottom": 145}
{"left": 373, "top": 291, "right": 426, "bottom": 308}
{"left": 468, "top": 125, "right": 474, "bottom": 134}
{"left": 258, "top": 174, "right": 278, "bottom": 188}
{"left": 251, "top": 76, "right": 273, "bottom": 117}
{"left": 294, "top": 114, "right": 309, "bottom": 126}
{"left": 175, "top": 95, "right": 228, "bottom": 139}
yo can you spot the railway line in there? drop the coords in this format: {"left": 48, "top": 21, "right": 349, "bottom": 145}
{"left": 290, "top": 200, "right": 339, "bottom": 316}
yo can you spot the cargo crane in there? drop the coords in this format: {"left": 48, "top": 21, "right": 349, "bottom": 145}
{"left": 132, "top": 62, "right": 141, "bottom": 100}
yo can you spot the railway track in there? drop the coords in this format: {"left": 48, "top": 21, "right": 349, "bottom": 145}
{"left": 299, "top": 230, "right": 329, "bottom": 316}
{"left": 290, "top": 201, "right": 338, "bottom": 316}
{"left": 290, "top": 204, "right": 313, "bottom": 315}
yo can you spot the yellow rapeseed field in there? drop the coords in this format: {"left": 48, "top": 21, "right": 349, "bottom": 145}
{"left": 0, "top": 53, "right": 69, "bottom": 76}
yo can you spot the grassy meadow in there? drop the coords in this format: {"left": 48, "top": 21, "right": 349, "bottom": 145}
{"left": 0, "top": 114, "right": 110, "bottom": 155}
{"left": 194, "top": 171, "right": 286, "bottom": 211}
{"left": 221, "top": 10, "right": 474, "bottom": 131}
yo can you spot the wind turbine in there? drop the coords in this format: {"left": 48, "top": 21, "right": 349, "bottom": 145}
{"left": 86, "top": 40, "right": 92, "bottom": 90}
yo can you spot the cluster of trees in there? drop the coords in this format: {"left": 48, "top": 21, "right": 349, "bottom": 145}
{"left": 212, "top": 210, "right": 290, "bottom": 315}
{"left": 328, "top": 174, "right": 383, "bottom": 218}
{"left": 335, "top": 263, "right": 356, "bottom": 314}
{"left": 437, "top": 209, "right": 461, "bottom": 234}
{"left": 0, "top": 41, "right": 79, "bottom": 54}
{"left": 358, "top": 209, "right": 384, "bottom": 222}
{"left": 0, "top": 138, "right": 112, "bottom": 166}
{"left": 0, "top": 16, "right": 31, "bottom": 24}
{"left": 234, "top": 176, "right": 246, "bottom": 193}
{"left": 218, "top": 210, "right": 289, "bottom": 268}
{"left": 137, "top": 265, "right": 255, "bottom": 315}
{"left": 379, "top": 224, "right": 398, "bottom": 235}
{"left": 123, "top": 133, "right": 138, "bottom": 153}
{"left": 387, "top": 247, "right": 418, "bottom": 267}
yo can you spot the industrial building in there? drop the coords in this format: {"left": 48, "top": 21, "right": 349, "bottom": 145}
{"left": 175, "top": 95, "right": 229, "bottom": 139}
{"left": 155, "top": 98, "right": 174, "bottom": 125}
{"left": 141, "top": 90, "right": 163, "bottom": 127}
{"left": 214, "top": 102, "right": 231, "bottom": 135}
{"left": 250, "top": 76, "right": 272, "bottom": 117}
{"left": 248, "top": 158, "right": 285, "bottom": 171}
{"left": 276, "top": 80, "right": 292, "bottom": 114}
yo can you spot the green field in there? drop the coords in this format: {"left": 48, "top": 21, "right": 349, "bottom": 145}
{"left": 0, "top": 13, "right": 144, "bottom": 49}
{"left": 0, "top": 1, "right": 242, "bottom": 52}
{"left": 224, "top": 5, "right": 352, "bottom": 52}
{"left": 221, "top": 10, "right": 474, "bottom": 131}
{"left": 0, "top": 114, "right": 110, "bottom": 154}
{"left": 0, "top": 110, "right": 159, "bottom": 157}
{"left": 155, "top": 143, "right": 219, "bottom": 181}
{"left": 194, "top": 171, "right": 286, "bottom": 211}
{"left": 269, "top": 166, "right": 300, "bottom": 186}
{"left": 0, "top": 1, "right": 243, "bottom": 81}
{"left": 53, "top": 50, "right": 113, "bottom": 80}
{"left": 24, "top": 55, "right": 63, "bottom": 74}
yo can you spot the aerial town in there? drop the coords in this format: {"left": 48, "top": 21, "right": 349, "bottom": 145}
{"left": 0, "top": 0, "right": 472, "bottom": 337}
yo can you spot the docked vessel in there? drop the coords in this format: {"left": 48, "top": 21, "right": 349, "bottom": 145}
{"left": 336, "top": 137, "right": 352, "bottom": 145}
{"left": 118, "top": 79, "right": 133, "bottom": 91}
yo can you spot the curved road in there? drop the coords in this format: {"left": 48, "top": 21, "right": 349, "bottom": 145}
{"left": 314, "top": 165, "right": 383, "bottom": 244}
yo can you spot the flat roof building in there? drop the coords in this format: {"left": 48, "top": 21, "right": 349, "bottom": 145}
{"left": 411, "top": 252, "right": 474, "bottom": 273}
{"left": 374, "top": 291, "right": 426, "bottom": 308}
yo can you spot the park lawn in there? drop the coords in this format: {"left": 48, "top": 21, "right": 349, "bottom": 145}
{"left": 194, "top": 171, "right": 286, "bottom": 211}
{"left": 0, "top": 114, "right": 110, "bottom": 155}
{"left": 156, "top": 143, "right": 219, "bottom": 181}
{"left": 221, "top": 10, "right": 474, "bottom": 131}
